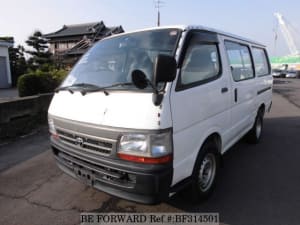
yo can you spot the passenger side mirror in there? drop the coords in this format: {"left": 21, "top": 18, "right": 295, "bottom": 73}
{"left": 153, "top": 54, "right": 177, "bottom": 85}
{"left": 131, "top": 70, "right": 148, "bottom": 89}
{"left": 131, "top": 55, "right": 177, "bottom": 106}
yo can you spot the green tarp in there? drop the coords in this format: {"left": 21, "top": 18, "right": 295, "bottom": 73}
{"left": 270, "top": 55, "right": 300, "bottom": 64}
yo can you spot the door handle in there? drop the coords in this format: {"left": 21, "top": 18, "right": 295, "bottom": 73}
{"left": 234, "top": 88, "right": 238, "bottom": 102}
{"left": 221, "top": 87, "right": 228, "bottom": 93}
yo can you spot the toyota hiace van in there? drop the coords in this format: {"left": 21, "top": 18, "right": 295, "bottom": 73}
{"left": 48, "top": 25, "right": 272, "bottom": 204}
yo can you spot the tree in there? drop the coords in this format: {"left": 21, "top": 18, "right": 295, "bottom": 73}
{"left": 26, "top": 30, "right": 52, "bottom": 70}
{"left": 9, "top": 45, "right": 28, "bottom": 86}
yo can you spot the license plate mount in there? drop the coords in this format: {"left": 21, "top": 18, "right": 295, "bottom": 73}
{"left": 74, "top": 166, "right": 94, "bottom": 186}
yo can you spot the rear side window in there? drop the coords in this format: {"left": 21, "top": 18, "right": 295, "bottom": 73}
{"left": 225, "top": 41, "right": 254, "bottom": 81}
{"left": 181, "top": 44, "right": 220, "bottom": 85}
{"left": 252, "top": 47, "right": 269, "bottom": 76}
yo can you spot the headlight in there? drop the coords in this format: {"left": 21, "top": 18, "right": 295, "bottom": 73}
{"left": 118, "top": 129, "right": 173, "bottom": 164}
{"left": 119, "top": 134, "right": 148, "bottom": 156}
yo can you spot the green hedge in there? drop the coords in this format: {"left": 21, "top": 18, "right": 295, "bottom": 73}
{"left": 17, "top": 69, "right": 68, "bottom": 97}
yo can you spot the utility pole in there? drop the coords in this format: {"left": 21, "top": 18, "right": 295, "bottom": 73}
{"left": 154, "top": 0, "right": 164, "bottom": 27}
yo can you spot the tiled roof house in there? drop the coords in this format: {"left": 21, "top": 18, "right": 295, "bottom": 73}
{"left": 44, "top": 21, "right": 124, "bottom": 62}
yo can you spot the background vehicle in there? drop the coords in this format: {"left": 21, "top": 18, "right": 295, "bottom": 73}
{"left": 272, "top": 68, "right": 285, "bottom": 78}
{"left": 286, "top": 70, "right": 297, "bottom": 78}
{"left": 272, "top": 64, "right": 288, "bottom": 78}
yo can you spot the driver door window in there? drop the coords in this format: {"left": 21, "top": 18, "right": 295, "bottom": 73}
{"left": 180, "top": 43, "right": 220, "bottom": 86}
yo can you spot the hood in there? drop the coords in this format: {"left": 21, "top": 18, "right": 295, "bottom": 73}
{"left": 48, "top": 91, "right": 172, "bottom": 130}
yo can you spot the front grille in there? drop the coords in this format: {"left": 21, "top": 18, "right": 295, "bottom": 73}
{"left": 56, "top": 127, "right": 115, "bottom": 156}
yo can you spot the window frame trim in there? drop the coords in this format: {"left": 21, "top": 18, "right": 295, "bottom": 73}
{"left": 224, "top": 40, "right": 256, "bottom": 82}
{"left": 175, "top": 31, "right": 223, "bottom": 92}
{"left": 251, "top": 46, "right": 271, "bottom": 77}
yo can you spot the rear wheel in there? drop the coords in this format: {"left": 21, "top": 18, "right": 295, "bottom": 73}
{"left": 189, "top": 141, "right": 220, "bottom": 202}
{"left": 247, "top": 109, "right": 264, "bottom": 144}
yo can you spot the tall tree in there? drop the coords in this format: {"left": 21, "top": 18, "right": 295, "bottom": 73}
{"left": 9, "top": 45, "right": 28, "bottom": 86}
{"left": 26, "top": 30, "right": 52, "bottom": 69}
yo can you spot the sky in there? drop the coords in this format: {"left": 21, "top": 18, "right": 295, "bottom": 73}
{"left": 1, "top": 0, "right": 300, "bottom": 57}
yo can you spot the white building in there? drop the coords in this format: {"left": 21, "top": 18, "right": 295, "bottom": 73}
{"left": 0, "top": 41, "right": 13, "bottom": 88}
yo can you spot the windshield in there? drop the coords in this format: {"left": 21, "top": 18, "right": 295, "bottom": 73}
{"left": 62, "top": 29, "right": 181, "bottom": 90}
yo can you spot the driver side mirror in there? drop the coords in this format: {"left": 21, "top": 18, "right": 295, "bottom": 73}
{"left": 153, "top": 54, "right": 177, "bottom": 85}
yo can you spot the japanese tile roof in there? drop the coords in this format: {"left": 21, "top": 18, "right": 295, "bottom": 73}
{"left": 44, "top": 21, "right": 123, "bottom": 39}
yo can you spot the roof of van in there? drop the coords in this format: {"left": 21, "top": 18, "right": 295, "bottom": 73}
{"left": 106, "top": 25, "right": 265, "bottom": 47}
{"left": 184, "top": 25, "right": 265, "bottom": 47}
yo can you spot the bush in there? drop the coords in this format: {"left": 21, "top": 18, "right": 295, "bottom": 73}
{"left": 18, "top": 74, "right": 43, "bottom": 97}
{"left": 51, "top": 69, "right": 68, "bottom": 83}
{"left": 17, "top": 69, "right": 68, "bottom": 97}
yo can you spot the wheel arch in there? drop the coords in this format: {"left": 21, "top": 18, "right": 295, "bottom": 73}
{"left": 258, "top": 103, "right": 265, "bottom": 115}
{"left": 198, "top": 132, "right": 222, "bottom": 157}
{"left": 205, "top": 133, "right": 222, "bottom": 153}
{"left": 188, "top": 132, "right": 222, "bottom": 200}
{"left": 190, "top": 132, "right": 222, "bottom": 176}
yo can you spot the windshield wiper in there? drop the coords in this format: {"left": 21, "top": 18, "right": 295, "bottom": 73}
{"left": 55, "top": 85, "right": 75, "bottom": 94}
{"left": 81, "top": 82, "right": 134, "bottom": 96}
{"left": 55, "top": 82, "right": 134, "bottom": 96}
{"left": 55, "top": 83, "right": 104, "bottom": 95}
{"left": 55, "top": 83, "right": 95, "bottom": 93}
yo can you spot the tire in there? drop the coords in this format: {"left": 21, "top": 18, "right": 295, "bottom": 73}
{"left": 188, "top": 141, "right": 220, "bottom": 202}
{"left": 246, "top": 109, "right": 264, "bottom": 144}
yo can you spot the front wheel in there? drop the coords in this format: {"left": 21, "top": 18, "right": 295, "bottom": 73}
{"left": 188, "top": 141, "right": 220, "bottom": 202}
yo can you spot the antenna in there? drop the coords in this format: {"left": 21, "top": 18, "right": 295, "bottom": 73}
{"left": 154, "top": 0, "right": 164, "bottom": 26}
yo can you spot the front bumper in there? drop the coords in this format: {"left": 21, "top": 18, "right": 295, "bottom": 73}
{"left": 51, "top": 136, "right": 173, "bottom": 204}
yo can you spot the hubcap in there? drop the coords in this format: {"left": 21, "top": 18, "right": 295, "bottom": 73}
{"left": 198, "top": 153, "right": 216, "bottom": 192}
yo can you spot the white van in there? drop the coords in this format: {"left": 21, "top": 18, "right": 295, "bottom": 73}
{"left": 48, "top": 25, "right": 272, "bottom": 204}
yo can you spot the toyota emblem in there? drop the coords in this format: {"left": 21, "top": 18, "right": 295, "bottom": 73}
{"left": 75, "top": 137, "right": 84, "bottom": 147}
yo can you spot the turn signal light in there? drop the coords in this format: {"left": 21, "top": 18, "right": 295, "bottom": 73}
{"left": 118, "top": 153, "right": 172, "bottom": 164}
